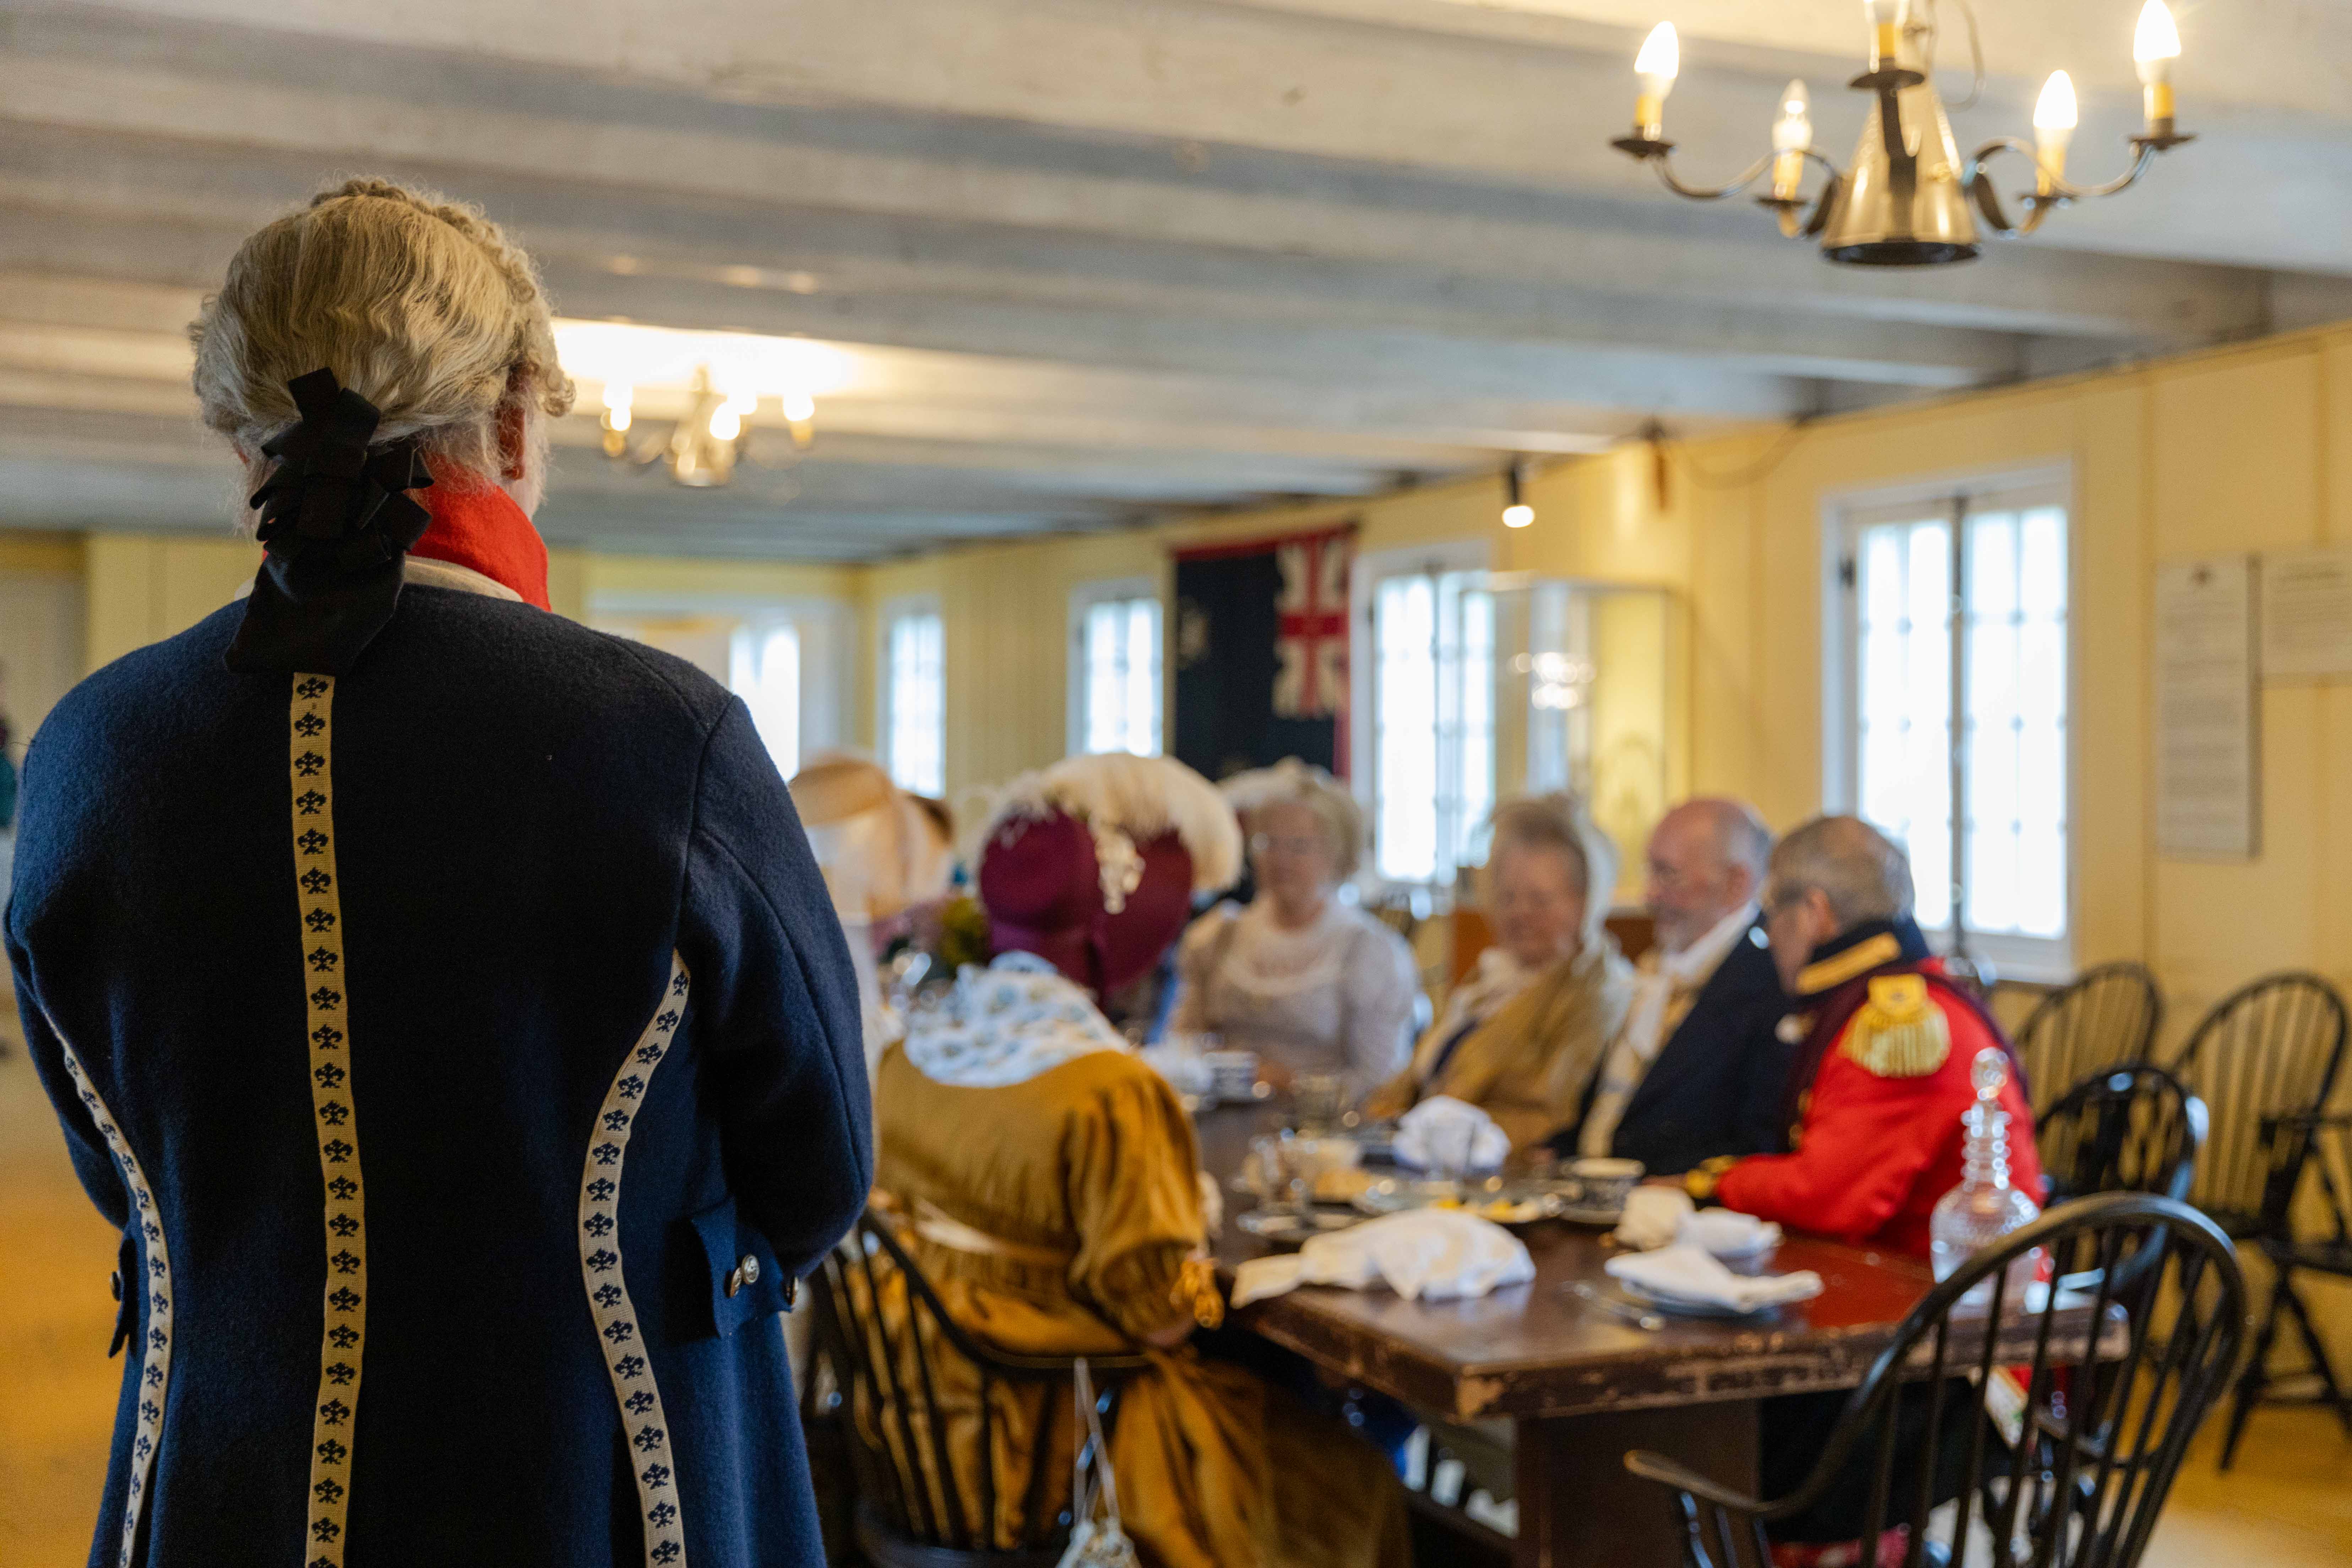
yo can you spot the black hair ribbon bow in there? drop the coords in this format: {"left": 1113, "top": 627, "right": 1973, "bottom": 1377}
{"left": 224, "top": 368, "right": 436, "bottom": 675}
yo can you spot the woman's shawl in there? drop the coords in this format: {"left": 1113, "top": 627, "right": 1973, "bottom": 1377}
{"left": 1419, "top": 940, "right": 1634, "bottom": 1150}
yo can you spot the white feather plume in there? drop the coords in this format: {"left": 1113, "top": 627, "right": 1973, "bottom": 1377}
{"left": 972, "top": 753, "right": 1242, "bottom": 894}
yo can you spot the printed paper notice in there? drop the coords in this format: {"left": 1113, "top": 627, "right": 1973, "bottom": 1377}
{"left": 2156, "top": 555, "right": 2257, "bottom": 859}
{"left": 2260, "top": 546, "right": 2352, "bottom": 678}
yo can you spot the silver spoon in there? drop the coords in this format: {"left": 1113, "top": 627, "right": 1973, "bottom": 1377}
{"left": 1570, "top": 1280, "right": 1666, "bottom": 1332}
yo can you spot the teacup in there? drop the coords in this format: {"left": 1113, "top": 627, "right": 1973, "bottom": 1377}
{"left": 1201, "top": 1049, "right": 1260, "bottom": 1103}
{"left": 1568, "top": 1156, "right": 1645, "bottom": 1211}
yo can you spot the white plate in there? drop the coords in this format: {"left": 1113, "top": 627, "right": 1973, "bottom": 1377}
{"left": 1554, "top": 1203, "right": 1626, "bottom": 1227}
{"left": 1617, "top": 1278, "right": 1790, "bottom": 1319}
{"left": 1237, "top": 1208, "right": 1358, "bottom": 1242}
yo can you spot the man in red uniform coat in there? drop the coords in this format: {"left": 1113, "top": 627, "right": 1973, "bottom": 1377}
{"left": 1687, "top": 815, "right": 2040, "bottom": 1250}
{"left": 1686, "top": 816, "right": 2041, "bottom": 1563}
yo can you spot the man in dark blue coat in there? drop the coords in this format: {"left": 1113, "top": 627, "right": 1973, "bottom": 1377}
{"left": 5, "top": 180, "right": 868, "bottom": 1568}
{"left": 1556, "top": 798, "right": 1793, "bottom": 1173}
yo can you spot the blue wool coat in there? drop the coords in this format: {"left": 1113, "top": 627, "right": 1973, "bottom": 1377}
{"left": 1555, "top": 919, "right": 1795, "bottom": 1175}
{"left": 5, "top": 579, "right": 870, "bottom": 1568}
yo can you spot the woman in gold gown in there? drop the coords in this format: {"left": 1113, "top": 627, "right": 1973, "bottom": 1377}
{"left": 850, "top": 753, "right": 1411, "bottom": 1568}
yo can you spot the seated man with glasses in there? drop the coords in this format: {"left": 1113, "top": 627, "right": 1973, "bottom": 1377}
{"left": 1693, "top": 814, "right": 2038, "bottom": 1252}
{"left": 1554, "top": 796, "right": 1792, "bottom": 1174}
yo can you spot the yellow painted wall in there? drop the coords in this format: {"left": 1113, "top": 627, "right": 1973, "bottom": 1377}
{"left": 81, "top": 534, "right": 263, "bottom": 671}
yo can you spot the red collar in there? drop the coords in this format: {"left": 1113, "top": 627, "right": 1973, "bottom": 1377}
{"left": 408, "top": 475, "right": 550, "bottom": 610}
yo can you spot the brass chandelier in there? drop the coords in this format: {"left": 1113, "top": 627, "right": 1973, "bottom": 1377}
{"left": 599, "top": 366, "right": 816, "bottom": 489}
{"left": 1608, "top": 0, "right": 2193, "bottom": 266}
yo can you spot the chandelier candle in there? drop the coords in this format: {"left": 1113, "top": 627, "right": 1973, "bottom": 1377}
{"left": 1631, "top": 22, "right": 1678, "bottom": 143}
{"left": 1862, "top": 0, "right": 1908, "bottom": 75}
{"left": 1771, "top": 81, "right": 1812, "bottom": 202}
{"left": 2032, "top": 72, "right": 2077, "bottom": 194}
{"left": 2135, "top": 0, "right": 2182, "bottom": 138}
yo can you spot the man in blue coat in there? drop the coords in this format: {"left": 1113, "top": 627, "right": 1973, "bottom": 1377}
{"left": 1557, "top": 797, "right": 1793, "bottom": 1173}
{"left": 6, "top": 179, "right": 868, "bottom": 1568}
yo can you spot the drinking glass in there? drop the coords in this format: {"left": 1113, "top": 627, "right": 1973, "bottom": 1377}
{"left": 1250, "top": 1134, "right": 1311, "bottom": 1217}
{"left": 1292, "top": 1074, "right": 1344, "bottom": 1135}
{"left": 1429, "top": 1119, "right": 1481, "bottom": 1201}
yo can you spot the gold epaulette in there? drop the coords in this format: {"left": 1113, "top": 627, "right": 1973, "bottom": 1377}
{"left": 1840, "top": 974, "right": 1951, "bottom": 1078}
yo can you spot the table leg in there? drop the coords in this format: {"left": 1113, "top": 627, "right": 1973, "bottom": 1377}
{"left": 1512, "top": 1400, "right": 1759, "bottom": 1568}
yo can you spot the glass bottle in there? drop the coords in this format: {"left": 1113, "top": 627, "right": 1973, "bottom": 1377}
{"left": 1929, "top": 1048, "right": 2043, "bottom": 1306}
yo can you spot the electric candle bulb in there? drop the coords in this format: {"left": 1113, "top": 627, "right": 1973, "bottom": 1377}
{"left": 2134, "top": 0, "right": 2180, "bottom": 80}
{"left": 2033, "top": 70, "right": 2079, "bottom": 132}
{"left": 1503, "top": 504, "right": 1534, "bottom": 530}
{"left": 708, "top": 405, "right": 742, "bottom": 442}
{"left": 1771, "top": 79, "right": 1812, "bottom": 203}
{"left": 1863, "top": 0, "right": 1909, "bottom": 71}
{"left": 2041, "top": 70, "right": 2079, "bottom": 192}
{"left": 2134, "top": 0, "right": 2180, "bottom": 131}
{"left": 1773, "top": 80, "right": 1813, "bottom": 154}
{"left": 1632, "top": 22, "right": 1678, "bottom": 139}
{"left": 2033, "top": 70, "right": 2077, "bottom": 189}
{"left": 601, "top": 381, "right": 632, "bottom": 434}
{"left": 781, "top": 391, "right": 816, "bottom": 423}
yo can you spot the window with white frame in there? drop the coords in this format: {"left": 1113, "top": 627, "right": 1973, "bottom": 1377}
{"left": 881, "top": 602, "right": 946, "bottom": 796}
{"left": 729, "top": 622, "right": 802, "bottom": 777}
{"left": 1832, "top": 474, "right": 2070, "bottom": 977}
{"left": 1070, "top": 580, "right": 1162, "bottom": 757}
{"left": 1366, "top": 565, "right": 1494, "bottom": 886}
{"left": 590, "top": 598, "right": 851, "bottom": 781}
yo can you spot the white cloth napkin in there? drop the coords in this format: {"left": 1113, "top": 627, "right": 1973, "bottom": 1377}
{"left": 1392, "top": 1096, "right": 1510, "bottom": 1173}
{"left": 1612, "top": 1191, "right": 1784, "bottom": 1258}
{"left": 1604, "top": 1243, "right": 1822, "bottom": 1312}
{"left": 1613, "top": 1186, "right": 1694, "bottom": 1249}
{"left": 1679, "top": 1209, "right": 1781, "bottom": 1258}
{"left": 1230, "top": 1210, "right": 1536, "bottom": 1306}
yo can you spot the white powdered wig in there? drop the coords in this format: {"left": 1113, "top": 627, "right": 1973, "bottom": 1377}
{"left": 973, "top": 753, "right": 1242, "bottom": 895}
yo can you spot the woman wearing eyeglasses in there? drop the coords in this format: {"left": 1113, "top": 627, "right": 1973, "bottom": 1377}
{"left": 1168, "top": 759, "right": 1417, "bottom": 1102}
{"left": 1365, "top": 793, "right": 1633, "bottom": 1150}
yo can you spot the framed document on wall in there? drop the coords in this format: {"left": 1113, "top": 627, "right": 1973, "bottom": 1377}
{"left": 2259, "top": 545, "right": 2352, "bottom": 679}
{"left": 2155, "top": 554, "right": 2258, "bottom": 860}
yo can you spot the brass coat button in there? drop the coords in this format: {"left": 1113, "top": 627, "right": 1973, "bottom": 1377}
{"left": 726, "top": 1254, "right": 760, "bottom": 1298}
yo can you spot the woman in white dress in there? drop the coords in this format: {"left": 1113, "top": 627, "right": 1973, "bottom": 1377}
{"left": 1169, "top": 759, "right": 1417, "bottom": 1100}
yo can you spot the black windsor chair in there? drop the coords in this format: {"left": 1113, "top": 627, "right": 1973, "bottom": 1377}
{"left": 2036, "top": 1065, "right": 2204, "bottom": 1208}
{"left": 2158, "top": 972, "right": 2349, "bottom": 1467}
{"left": 805, "top": 1207, "right": 1149, "bottom": 1566}
{"left": 2214, "top": 1100, "right": 2352, "bottom": 1468}
{"left": 2010, "top": 964, "right": 2165, "bottom": 1120}
{"left": 1623, "top": 1193, "right": 2247, "bottom": 1568}
{"left": 2164, "top": 971, "right": 2347, "bottom": 1241}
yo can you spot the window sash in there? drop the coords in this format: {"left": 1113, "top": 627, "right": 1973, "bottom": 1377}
{"left": 883, "top": 608, "right": 945, "bottom": 797}
{"left": 1076, "top": 593, "right": 1162, "bottom": 757}
{"left": 1371, "top": 569, "right": 1494, "bottom": 886}
{"left": 1836, "top": 480, "right": 2071, "bottom": 976}
{"left": 728, "top": 622, "right": 802, "bottom": 777}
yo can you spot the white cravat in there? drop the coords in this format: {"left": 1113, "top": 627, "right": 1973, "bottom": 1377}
{"left": 1579, "top": 901, "right": 1761, "bottom": 1157}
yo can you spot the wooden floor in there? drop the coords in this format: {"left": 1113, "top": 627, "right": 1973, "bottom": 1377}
{"left": 3, "top": 973, "right": 2348, "bottom": 1567}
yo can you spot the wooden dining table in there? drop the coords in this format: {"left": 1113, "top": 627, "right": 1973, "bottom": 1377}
{"left": 1196, "top": 1102, "right": 2088, "bottom": 1568}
